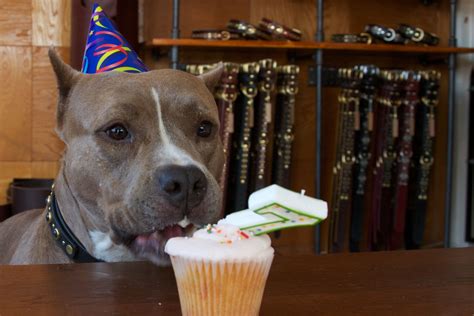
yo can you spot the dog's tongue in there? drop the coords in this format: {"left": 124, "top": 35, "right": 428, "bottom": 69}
{"left": 162, "top": 225, "right": 185, "bottom": 239}
{"left": 130, "top": 223, "right": 195, "bottom": 263}
{"left": 134, "top": 225, "right": 184, "bottom": 245}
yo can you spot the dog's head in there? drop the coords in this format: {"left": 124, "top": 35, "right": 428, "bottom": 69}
{"left": 49, "top": 49, "right": 224, "bottom": 264}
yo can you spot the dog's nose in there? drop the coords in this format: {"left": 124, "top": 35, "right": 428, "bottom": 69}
{"left": 158, "top": 165, "right": 207, "bottom": 208}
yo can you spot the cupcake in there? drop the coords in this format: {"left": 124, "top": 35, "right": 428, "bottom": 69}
{"left": 165, "top": 222, "right": 274, "bottom": 316}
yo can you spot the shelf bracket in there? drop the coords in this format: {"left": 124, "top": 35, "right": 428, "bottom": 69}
{"left": 313, "top": 0, "right": 324, "bottom": 255}
{"left": 170, "top": 0, "right": 180, "bottom": 69}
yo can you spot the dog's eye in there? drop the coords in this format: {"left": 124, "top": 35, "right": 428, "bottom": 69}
{"left": 105, "top": 124, "right": 129, "bottom": 141}
{"left": 197, "top": 121, "right": 213, "bottom": 138}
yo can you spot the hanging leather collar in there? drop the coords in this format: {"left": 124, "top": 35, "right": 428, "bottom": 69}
{"left": 45, "top": 186, "right": 103, "bottom": 263}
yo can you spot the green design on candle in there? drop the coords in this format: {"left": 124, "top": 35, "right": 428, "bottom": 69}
{"left": 222, "top": 185, "right": 328, "bottom": 235}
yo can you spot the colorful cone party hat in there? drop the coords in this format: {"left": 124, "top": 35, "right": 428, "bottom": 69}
{"left": 81, "top": 3, "right": 148, "bottom": 74}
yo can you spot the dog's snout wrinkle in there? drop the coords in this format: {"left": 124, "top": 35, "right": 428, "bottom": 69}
{"left": 157, "top": 165, "right": 208, "bottom": 210}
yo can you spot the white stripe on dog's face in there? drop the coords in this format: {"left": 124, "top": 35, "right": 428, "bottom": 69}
{"left": 151, "top": 87, "right": 197, "bottom": 166}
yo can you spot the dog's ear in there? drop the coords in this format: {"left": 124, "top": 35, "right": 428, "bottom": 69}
{"left": 198, "top": 62, "right": 224, "bottom": 92}
{"left": 48, "top": 48, "right": 81, "bottom": 132}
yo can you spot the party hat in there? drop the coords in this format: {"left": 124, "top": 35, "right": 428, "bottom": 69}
{"left": 81, "top": 3, "right": 148, "bottom": 74}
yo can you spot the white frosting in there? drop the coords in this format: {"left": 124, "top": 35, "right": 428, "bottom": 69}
{"left": 165, "top": 222, "right": 274, "bottom": 261}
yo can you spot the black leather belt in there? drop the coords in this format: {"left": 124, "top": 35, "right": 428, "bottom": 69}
{"left": 191, "top": 29, "right": 240, "bottom": 40}
{"left": 227, "top": 62, "right": 260, "bottom": 214}
{"left": 365, "top": 24, "right": 406, "bottom": 44}
{"left": 398, "top": 24, "right": 439, "bottom": 46}
{"left": 332, "top": 33, "right": 372, "bottom": 44}
{"left": 405, "top": 70, "right": 440, "bottom": 249}
{"left": 349, "top": 65, "right": 379, "bottom": 252}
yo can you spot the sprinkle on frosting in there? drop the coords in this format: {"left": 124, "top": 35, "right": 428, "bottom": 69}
{"left": 200, "top": 223, "right": 252, "bottom": 244}
{"left": 164, "top": 222, "right": 274, "bottom": 261}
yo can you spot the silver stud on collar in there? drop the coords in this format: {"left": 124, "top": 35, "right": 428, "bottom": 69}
{"left": 46, "top": 212, "right": 52, "bottom": 223}
{"left": 53, "top": 228, "right": 60, "bottom": 240}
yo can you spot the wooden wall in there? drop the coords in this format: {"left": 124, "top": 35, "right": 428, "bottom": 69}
{"left": 0, "top": 0, "right": 70, "bottom": 205}
{"left": 0, "top": 0, "right": 451, "bottom": 254}
{"left": 142, "top": 0, "right": 451, "bottom": 254}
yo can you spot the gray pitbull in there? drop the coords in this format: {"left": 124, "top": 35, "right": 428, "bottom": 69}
{"left": 0, "top": 49, "right": 224, "bottom": 265}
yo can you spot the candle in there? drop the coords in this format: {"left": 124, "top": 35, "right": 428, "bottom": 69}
{"left": 222, "top": 184, "right": 328, "bottom": 235}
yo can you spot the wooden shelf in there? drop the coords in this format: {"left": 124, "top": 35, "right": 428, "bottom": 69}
{"left": 148, "top": 38, "right": 474, "bottom": 54}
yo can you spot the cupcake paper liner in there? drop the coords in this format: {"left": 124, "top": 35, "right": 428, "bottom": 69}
{"left": 170, "top": 255, "right": 273, "bottom": 316}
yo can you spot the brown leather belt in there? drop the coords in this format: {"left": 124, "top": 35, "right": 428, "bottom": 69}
{"left": 369, "top": 71, "right": 402, "bottom": 251}
{"left": 258, "top": 18, "right": 302, "bottom": 41}
{"left": 185, "top": 63, "right": 240, "bottom": 216}
{"left": 227, "top": 20, "right": 271, "bottom": 40}
{"left": 349, "top": 65, "right": 379, "bottom": 252}
{"left": 250, "top": 59, "right": 277, "bottom": 191}
{"left": 389, "top": 71, "right": 420, "bottom": 250}
{"left": 191, "top": 29, "right": 240, "bottom": 40}
{"left": 329, "top": 67, "right": 360, "bottom": 253}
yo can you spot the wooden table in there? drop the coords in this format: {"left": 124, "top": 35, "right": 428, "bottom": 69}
{"left": 1, "top": 248, "right": 473, "bottom": 315}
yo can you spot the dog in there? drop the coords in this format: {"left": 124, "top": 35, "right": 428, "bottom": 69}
{"left": 0, "top": 49, "right": 224, "bottom": 265}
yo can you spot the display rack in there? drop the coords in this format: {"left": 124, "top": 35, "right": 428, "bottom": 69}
{"left": 148, "top": 39, "right": 474, "bottom": 55}
{"left": 152, "top": 0, "right": 473, "bottom": 253}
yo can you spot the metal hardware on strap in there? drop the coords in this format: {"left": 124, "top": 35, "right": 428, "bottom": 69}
{"left": 272, "top": 65, "right": 299, "bottom": 189}
{"left": 349, "top": 65, "right": 379, "bottom": 252}
{"left": 227, "top": 62, "right": 260, "bottom": 213}
{"left": 250, "top": 59, "right": 277, "bottom": 192}
{"left": 191, "top": 29, "right": 240, "bottom": 40}
{"left": 405, "top": 70, "right": 440, "bottom": 249}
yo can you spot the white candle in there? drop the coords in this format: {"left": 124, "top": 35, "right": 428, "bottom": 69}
{"left": 222, "top": 184, "right": 328, "bottom": 235}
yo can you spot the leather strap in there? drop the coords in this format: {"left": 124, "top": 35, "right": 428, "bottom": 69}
{"left": 389, "top": 71, "right": 420, "bottom": 250}
{"left": 405, "top": 70, "right": 440, "bottom": 249}
{"left": 227, "top": 62, "right": 260, "bottom": 213}
{"left": 272, "top": 65, "right": 299, "bottom": 187}
{"left": 365, "top": 24, "right": 406, "bottom": 44}
{"left": 227, "top": 19, "right": 271, "bottom": 40}
{"left": 191, "top": 29, "right": 240, "bottom": 40}
{"left": 368, "top": 71, "right": 402, "bottom": 251}
{"left": 329, "top": 67, "right": 359, "bottom": 253}
{"left": 331, "top": 33, "right": 372, "bottom": 44}
{"left": 185, "top": 64, "right": 215, "bottom": 76}
{"left": 185, "top": 63, "right": 240, "bottom": 215}
{"left": 398, "top": 24, "right": 439, "bottom": 46}
{"left": 46, "top": 187, "right": 103, "bottom": 263}
{"left": 215, "top": 63, "right": 239, "bottom": 216}
{"left": 258, "top": 18, "right": 302, "bottom": 41}
{"left": 250, "top": 59, "right": 277, "bottom": 191}
{"left": 349, "top": 65, "right": 379, "bottom": 252}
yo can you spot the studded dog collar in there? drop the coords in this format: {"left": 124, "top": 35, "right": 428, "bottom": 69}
{"left": 45, "top": 186, "right": 103, "bottom": 263}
